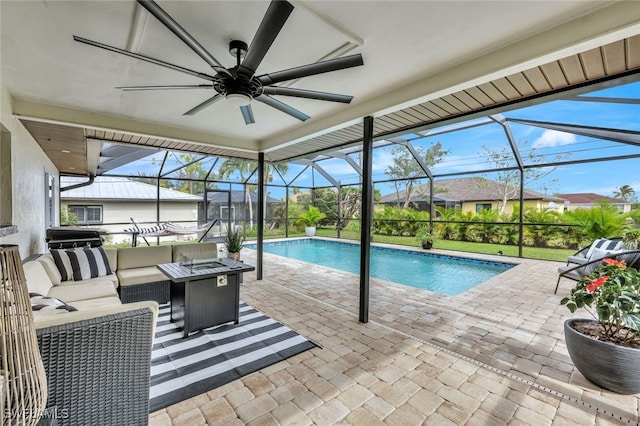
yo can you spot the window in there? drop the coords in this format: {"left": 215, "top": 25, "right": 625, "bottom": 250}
{"left": 475, "top": 203, "right": 492, "bottom": 213}
{"left": 69, "top": 205, "right": 103, "bottom": 224}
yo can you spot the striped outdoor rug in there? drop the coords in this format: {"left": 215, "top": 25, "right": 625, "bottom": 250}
{"left": 149, "top": 302, "right": 316, "bottom": 412}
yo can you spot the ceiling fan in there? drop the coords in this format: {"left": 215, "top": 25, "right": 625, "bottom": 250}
{"left": 73, "top": 0, "right": 364, "bottom": 124}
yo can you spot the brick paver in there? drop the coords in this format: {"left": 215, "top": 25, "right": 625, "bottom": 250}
{"left": 150, "top": 242, "right": 639, "bottom": 425}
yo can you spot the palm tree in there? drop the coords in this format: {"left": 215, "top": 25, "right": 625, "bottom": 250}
{"left": 216, "top": 159, "right": 288, "bottom": 228}
{"left": 613, "top": 185, "right": 636, "bottom": 201}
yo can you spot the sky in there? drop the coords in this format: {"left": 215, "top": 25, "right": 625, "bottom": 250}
{"left": 279, "top": 79, "right": 640, "bottom": 199}
{"left": 106, "top": 79, "right": 640, "bottom": 201}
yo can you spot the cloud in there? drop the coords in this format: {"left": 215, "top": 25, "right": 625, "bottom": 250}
{"left": 532, "top": 130, "right": 576, "bottom": 149}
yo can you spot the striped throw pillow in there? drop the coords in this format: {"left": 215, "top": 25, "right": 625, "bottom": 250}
{"left": 585, "top": 239, "right": 624, "bottom": 260}
{"left": 50, "top": 246, "right": 113, "bottom": 281}
{"left": 30, "top": 293, "right": 78, "bottom": 316}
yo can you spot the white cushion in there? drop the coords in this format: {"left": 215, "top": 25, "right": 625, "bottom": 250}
{"left": 117, "top": 245, "right": 172, "bottom": 270}
{"left": 34, "top": 301, "right": 159, "bottom": 336}
{"left": 50, "top": 246, "right": 113, "bottom": 281}
{"left": 23, "top": 261, "right": 54, "bottom": 296}
{"left": 48, "top": 280, "right": 118, "bottom": 302}
{"left": 117, "top": 267, "right": 168, "bottom": 287}
{"left": 567, "top": 255, "right": 589, "bottom": 265}
{"left": 588, "top": 247, "right": 622, "bottom": 261}
{"left": 71, "top": 296, "right": 122, "bottom": 310}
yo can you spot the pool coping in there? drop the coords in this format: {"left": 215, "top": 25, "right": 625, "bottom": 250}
{"left": 244, "top": 236, "right": 527, "bottom": 297}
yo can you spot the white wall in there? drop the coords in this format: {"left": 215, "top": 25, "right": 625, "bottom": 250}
{"left": 0, "top": 85, "right": 59, "bottom": 258}
{"left": 61, "top": 200, "right": 198, "bottom": 245}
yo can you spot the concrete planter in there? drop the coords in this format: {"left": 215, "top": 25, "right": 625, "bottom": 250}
{"left": 564, "top": 318, "right": 640, "bottom": 394}
{"left": 305, "top": 226, "right": 316, "bottom": 237}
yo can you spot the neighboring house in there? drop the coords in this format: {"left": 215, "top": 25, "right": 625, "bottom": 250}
{"left": 199, "top": 190, "right": 281, "bottom": 226}
{"left": 379, "top": 177, "right": 565, "bottom": 215}
{"left": 61, "top": 176, "right": 201, "bottom": 244}
{"left": 558, "top": 193, "right": 632, "bottom": 213}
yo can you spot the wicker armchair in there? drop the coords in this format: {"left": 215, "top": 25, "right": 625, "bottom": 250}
{"left": 36, "top": 303, "right": 157, "bottom": 426}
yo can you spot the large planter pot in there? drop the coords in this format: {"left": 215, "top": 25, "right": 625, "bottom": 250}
{"left": 564, "top": 318, "right": 640, "bottom": 394}
{"left": 421, "top": 241, "right": 433, "bottom": 250}
{"left": 305, "top": 226, "right": 316, "bottom": 237}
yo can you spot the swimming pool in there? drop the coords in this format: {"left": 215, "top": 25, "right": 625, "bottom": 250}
{"left": 246, "top": 239, "right": 516, "bottom": 296}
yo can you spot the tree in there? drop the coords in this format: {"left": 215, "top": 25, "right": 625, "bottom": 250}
{"left": 385, "top": 142, "right": 449, "bottom": 208}
{"left": 216, "top": 159, "right": 288, "bottom": 227}
{"left": 60, "top": 207, "right": 78, "bottom": 226}
{"left": 479, "top": 139, "right": 566, "bottom": 214}
{"left": 172, "top": 154, "right": 210, "bottom": 194}
{"left": 613, "top": 185, "right": 636, "bottom": 202}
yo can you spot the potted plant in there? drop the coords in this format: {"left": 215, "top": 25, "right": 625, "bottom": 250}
{"left": 223, "top": 226, "right": 244, "bottom": 261}
{"left": 296, "top": 206, "right": 326, "bottom": 237}
{"left": 560, "top": 258, "right": 640, "bottom": 394}
{"left": 415, "top": 228, "right": 434, "bottom": 250}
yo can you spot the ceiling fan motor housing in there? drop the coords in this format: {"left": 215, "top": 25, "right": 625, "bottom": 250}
{"left": 214, "top": 72, "right": 262, "bottom": 100}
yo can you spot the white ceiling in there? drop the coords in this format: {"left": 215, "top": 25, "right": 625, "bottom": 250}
{"left": 2, "top": 1, "right": 640, "bottom": 163}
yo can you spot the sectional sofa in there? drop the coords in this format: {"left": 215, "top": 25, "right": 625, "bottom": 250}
{"left": 22, "top": 241, "right": 219, "bottom": 425}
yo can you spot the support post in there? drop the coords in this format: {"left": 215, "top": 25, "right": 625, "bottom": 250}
{"left": 518, "top": 171, "right": 525, "bottom": 258}
{"left": 257, "top": 152, "right": 265, "bottom": 280}
{"left": 359, "top": 116, "right": 374, "bottom": 323}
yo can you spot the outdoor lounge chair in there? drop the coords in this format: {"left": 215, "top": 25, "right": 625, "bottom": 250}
{"left": 564, "top": 237, "right": 623, "bottom": 266}
{"left": 126, "top": 218, "right": 218, "bottom": 246}
{"left": 555, "top": 249, "right": 640, "bottom": 294}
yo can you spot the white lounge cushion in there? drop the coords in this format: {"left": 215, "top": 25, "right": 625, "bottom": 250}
{"left": 48, "top": 280, "right": 118, "bottom": 302}
{"left": 34, "top": 301, "right": 159, "bottom": 337}
{"left": 117, "top": 267, "right": 168, "bottom": 287}
{"left": 71, "top": 297, "right": 122, "bottom": 310}
{"left": 23, "top": 260, "right": 54, "bottom": 296}
{"left": 117, "top": 245, "right": 171, "bottom": 270}
{"left": 567, "top": 255, "right": 589, "bottom": 265}
{"left": 588, "top": 247, "right": 623, "bottom": 261}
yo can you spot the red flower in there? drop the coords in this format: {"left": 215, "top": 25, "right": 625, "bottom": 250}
{"left": 587, "top": 276, "right": 608, "bottom": 292}
{"left": 603, "top": 258, "right": 626, "bottom": 269}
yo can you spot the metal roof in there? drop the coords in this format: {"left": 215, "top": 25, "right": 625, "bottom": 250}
{"left": 60, "top": 176, "right": 201, "bottom": 202}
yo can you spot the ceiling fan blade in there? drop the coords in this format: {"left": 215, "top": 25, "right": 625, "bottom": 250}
{"left": 255, "top": 94, "right": 309, "bottom": 122}
{"left": 183, "top": 94, "right": 223, "bottom": 116}
{"left": 257, "top": 54, "right": 364, "bottom": 86}
{"left": 237, "top": 0, "right": 294, "bottom": 78}
{"left": 240, "top": 105, "right": 255, "bottom": 125}
{"left": 137, "top": 0, "right": 230, "bottom": 76}
{"left": 116, "top": 84, "right": 214, "bottom": 91}
{"left": 261, "top": 86, "right": 353, "bottom": 103}
{"left": 73, "top": 36, "right": 216, "bottom": 82}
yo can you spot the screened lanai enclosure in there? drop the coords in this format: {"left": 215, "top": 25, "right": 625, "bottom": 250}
{"left": 58, "top": 74, "right": 640, "bottom": 262}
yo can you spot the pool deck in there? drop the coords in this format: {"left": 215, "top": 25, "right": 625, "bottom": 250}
{"left": 150, "top": 239, "right": 640, "bottom": 425}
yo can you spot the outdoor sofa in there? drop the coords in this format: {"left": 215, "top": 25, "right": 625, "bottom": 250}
{"left": 22, "top": 241, "right": 218, "bottom": 425}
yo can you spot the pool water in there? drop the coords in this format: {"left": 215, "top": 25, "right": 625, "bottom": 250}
{"left": 246, "top": 239, "right": 516, "bottom": 296}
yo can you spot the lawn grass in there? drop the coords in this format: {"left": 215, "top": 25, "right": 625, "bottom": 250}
{"left": 108, "top": 227, "right": 572, "bottom": 262}
{"left": 315, "top": 228, "right": 572, "bottom": 262}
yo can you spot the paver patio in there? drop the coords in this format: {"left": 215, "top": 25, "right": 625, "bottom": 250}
{"left": 149, "top": 241, "right": 640, "bottom": 425}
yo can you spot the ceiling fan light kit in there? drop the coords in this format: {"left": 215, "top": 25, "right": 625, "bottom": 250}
{"left": 73, "top": 0, "right": 364, "bottom": 125}
{"left": 225, "top": 93, "right": 252, "bottom": 107}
